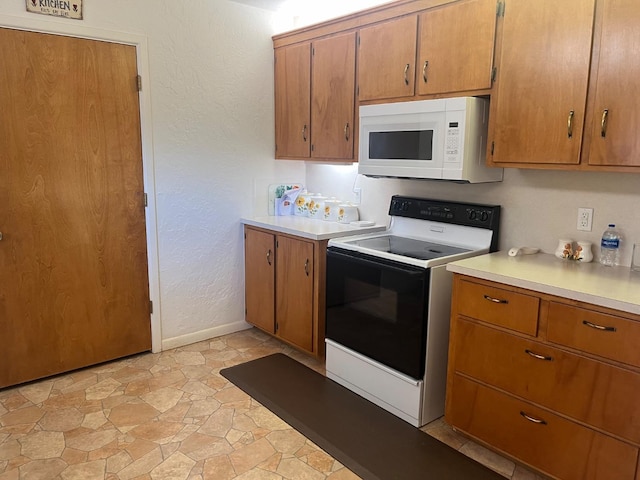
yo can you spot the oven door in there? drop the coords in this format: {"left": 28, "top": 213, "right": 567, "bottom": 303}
{"left": 326, "top": 247, "right": 429, "bottom": 380}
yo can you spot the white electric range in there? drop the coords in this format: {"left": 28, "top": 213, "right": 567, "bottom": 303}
{"left": 325, "top": 195, "right": 501, "bottom": 427}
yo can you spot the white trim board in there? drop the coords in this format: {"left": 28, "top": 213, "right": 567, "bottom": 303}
{"left": 0, "top": 14, "right": 163, "bottom": 353}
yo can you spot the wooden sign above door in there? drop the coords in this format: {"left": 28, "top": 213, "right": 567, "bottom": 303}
{"left": 26, "top": 0, "right": 83, "bottom": 20}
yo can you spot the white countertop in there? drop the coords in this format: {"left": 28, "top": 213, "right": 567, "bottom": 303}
{"left": 447, "top": 251, "right": 640, "bottom": 315}
{"left": 241, "top": 215, "right": 387, "bottom": 241}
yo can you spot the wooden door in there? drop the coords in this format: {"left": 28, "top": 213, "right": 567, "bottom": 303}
{"left": 0, "top": 29, "right": 150, "bottom": 388}
{"left": 587, "top": 0, "right": 640, "bottom": 167}
{"left": 244, "top": 227, "right": 275, "bottom": 333}
{"left": 358, "top": 15, "right": 418, "bottom": 101}
{"left": 274, "top": 43, "right": 311, "bottom": 159}
{"left": 489, "top": 0, "right": 596, "bottom": 165}
{"left": 417, "top": 0, "right": 497, "bottom": 96}
{"left": 311, "top": 32, "right": 356, "bottom": 160}
{"left": 275, "top": 235, "right": 314, "bottom": 352}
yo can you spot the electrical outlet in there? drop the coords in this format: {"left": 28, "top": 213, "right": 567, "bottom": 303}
{"left": 353, "top": 188, "right": 362, "bottom": 205}
{"left": 577, "top": 207, "right": 593, "bottom": 231}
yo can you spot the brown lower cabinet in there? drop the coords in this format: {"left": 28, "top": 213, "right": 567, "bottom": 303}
{"left": 446, "top": 274, "right": 640, "bottom": 480}
{"left": 243, "top": 225, "right": 326, "bottom": 357}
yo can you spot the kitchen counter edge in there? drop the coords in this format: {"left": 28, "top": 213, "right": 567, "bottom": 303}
{"left": 241, "top": 216, "right": 387, "bottom": 241}
{"left": 447, "top": 251, "right": 640, "bottom": 316}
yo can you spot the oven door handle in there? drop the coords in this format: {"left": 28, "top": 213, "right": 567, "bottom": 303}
{"left": 328, "top": 249, "right": 425, "bottom": 276}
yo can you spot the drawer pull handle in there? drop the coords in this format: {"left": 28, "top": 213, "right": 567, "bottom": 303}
{"left": 304, "top": 259, "right": 310, "bottom": 276}
{"left": 567, "top": 110, "right": 574, "bottom": 139}
{"left": 520, "top": 411, "right": 547, "bottom": 425}
{"left": 582, "top": 320, "right": 616, "bottom": 332}
{"left": 525, "top": 349, "right": 553, "bottom": 361}
{"left": 266, "top": 249, "right": 272, "bottom": 266}
{"left": 483, "top": 294, "right": 508, "bottom": 304}
{"left": 403, "top": 63, "right": 410, "bottom": 85}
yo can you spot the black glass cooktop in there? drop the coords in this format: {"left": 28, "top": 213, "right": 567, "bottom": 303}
{"left": 348, "top": 235, "right": 471, "bottom": 260}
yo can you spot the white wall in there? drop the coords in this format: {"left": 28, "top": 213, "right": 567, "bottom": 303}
{"left": 305, "top": 163, "right": 640, "bottom": 266}
{"left": 0, "top": 0, "right": 305, "bottom": 349}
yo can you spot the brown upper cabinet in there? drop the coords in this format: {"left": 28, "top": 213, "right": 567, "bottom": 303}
{"left": 358, "top": 15, "right": 418, "bottom": 101}
{"left": 417, "top": 0, "right": 498, "bottom": 96}
{"left": 358, "top": 0, "right": 498, "bottom": 102}
{"left": 489, "top": 0, "right": 640, "bottom": 170}
{"left": 274, "top": 42, "right": 311, "bottom": 159}
{"left": 274, "top": 32, "right": 356, "bottom": 160}
{"left": 586, "top": 0, "right": 640, "bottom": 168}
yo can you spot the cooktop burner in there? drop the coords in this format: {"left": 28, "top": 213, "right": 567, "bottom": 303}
{"left": 347, "top": 235, "right": 470, "bottom": 260}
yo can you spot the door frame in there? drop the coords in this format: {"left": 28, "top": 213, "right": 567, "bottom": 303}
{"left": 0, "top": 14, "right": 163, "bottom": 353}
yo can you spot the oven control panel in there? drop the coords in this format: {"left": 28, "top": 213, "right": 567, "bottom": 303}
{"left": 389, "top": 196, "right": 501, "bottom": 249}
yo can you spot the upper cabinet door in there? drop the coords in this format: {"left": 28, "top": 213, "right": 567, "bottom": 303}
{"left": 489, "top": 0, "right": 596, "bottom": 165}
{"left": 417, "top": 0, "right": 497, "bottom": 96}
{"left": 587, "top": 0, "right": 640, "bottom": 167}
{"left": 274, "top": 43, "right": 311, "bottom": 159}
{"left": 358, "top": 15, "right": 418, "bottom": 102}
{"left": 311, "top": 32, "right": 356, "bottom": 160}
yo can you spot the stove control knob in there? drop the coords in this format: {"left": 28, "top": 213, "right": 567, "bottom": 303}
{"left": 468, "top": 210, "right": 477, "bottom": 221}
{"left": 480, "top": 211, "right": 489, "bottom": 222}
{"left": 402, "top": 202, "right": 409, "bottom": 211}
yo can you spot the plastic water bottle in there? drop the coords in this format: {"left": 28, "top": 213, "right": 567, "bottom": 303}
{"left": 600, "top": 224, "right": 621, "bottom": 266}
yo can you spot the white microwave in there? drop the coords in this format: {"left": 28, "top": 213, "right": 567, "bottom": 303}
{"left": 358, "top": 97, "right": 503, "bottom": 183}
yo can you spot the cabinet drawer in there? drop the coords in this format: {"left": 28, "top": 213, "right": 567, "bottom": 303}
{"left": 454, "top": 319, "right": 640, "bottom": 444}
{"left": 547, "top": 302, "right": 640, "bottom": 368}
{"left": 448, "top": 375, "right": 638, "bottom": 480}
{"left": 456, "top": 279, "right": 539, "bottom": 335}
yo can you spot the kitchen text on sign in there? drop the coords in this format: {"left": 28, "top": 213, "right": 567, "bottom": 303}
{"left": 26, "top": 0, "right": 83, "bottom": 20}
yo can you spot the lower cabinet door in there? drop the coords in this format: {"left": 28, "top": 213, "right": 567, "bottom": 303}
{"left": 244, "top": 227, "right": 275, "bottom": 333}
{"left": 447, "top": 375, "right": 638, "bottom": 480}
{"left": 275, "top": 235, "right": 314, "bottom": 352}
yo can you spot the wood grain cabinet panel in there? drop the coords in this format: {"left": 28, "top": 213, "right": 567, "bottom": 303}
{"left": 274, "top": 43, "right": 311, "bottom": 159}
{"left": 587, "top": 0, "right": 640, "bottom": 167}
{"left": 275, "top": 235, "right": 314, "bottom": 352}
{"left": 547, "top": 302, "right": 640, "bottom": 368}
{"left": 454, "top": 318, "right": 640, "bottom": 444}
{"left": 311, "top": 32, "right": 356, "bottom": 160}
{"left": 358, "top": 15, "right": 418, "bottom": 101}
{"left": 447, "top": 274, "right": 640, "bottom": 479}
{"left": 489, "top": 0, "right": 595, "bottom": 166}
{"left": 456, "top": 279, "right": 539, "bottom": 335}
{"left": 244, "top": 228, "right": 276, "bottom": 333}
{"left": 417, "top": 0, "right": 497, "bottom": 96}
{"left": 449, "top": 375, "right": 638, "bottom": 480}
{"left": 243, "top": 225, "right": 326, "bottom": 358}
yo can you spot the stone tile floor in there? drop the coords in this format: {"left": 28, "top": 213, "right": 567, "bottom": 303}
{"left": 0, "top": 328, "right": 547, "bottom": 480}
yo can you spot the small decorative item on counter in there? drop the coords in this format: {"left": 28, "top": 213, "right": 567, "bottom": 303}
{"left": 576, "top": 241, "right": 593, "bottom": 262}
{"left": 338, "top": 203, "right": 359, "bottom": 224}
{"left": 323, "top": 199, "right": 342, "bottom": 221}
{"left": 556, "top": 239, "right": 591, "bottom": 261}
{"left": 294, "top": 191, "right": 316, "bottom": 216}
{"left": 274, "top": 184, "right": 303, "bottom": 216}
{"left": 308, "top": 195, "right": 327, "bottom": 220}
{"left": 555, "top": 239, "right": 574, "bottom": 259}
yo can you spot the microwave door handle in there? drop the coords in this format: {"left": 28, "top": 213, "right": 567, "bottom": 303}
{"left": 328, "top": 249, "right": 424, "bottom": 277}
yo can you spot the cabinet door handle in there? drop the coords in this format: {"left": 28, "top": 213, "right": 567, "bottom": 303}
{"left": 422, "top": 60, "right": 429, "bottom": 83}
{"left": 266, "top": 249, "right": 272, "bottom": 266}
{"left": 525, "top": 349, "right": 553, "bottom": 361}
{"left": 344, "top": 122, "right": 350, "bottom": 141}
{"left": 601, "top": 109, "right": 609, "bottom": 138}
{"left": 304, "top": 259, "right": 309, "bottom": 276}
{"left": 520, "top": 411, "right": 547, "bottom": 425}
{"left": 302, "top": 124, "right": 308, "bottom": 142}
{"left": 483, "top": 294, "right": 508, "bottom": 304}
{"left": 403, "top": 63, "right": 410, "bottom": 85}
{"left": 582, "top": 320, "right": 616, "bottom": 332}
{"left": 567, "top": 110, "right": 574, "bottom": 139}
